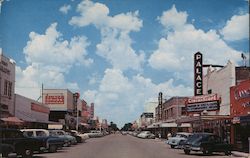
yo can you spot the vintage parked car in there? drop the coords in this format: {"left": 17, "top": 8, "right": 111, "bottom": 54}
{"left": 70, "top": 130, "right": 89, "bottom": 142}
{"left": 85, "top": 130, "right": 103, "bottom": 138}
{"left": 0, "top": 128, "right": 45, "bottom": 157}
{"left": 166, "top": 132, "right": 192, "bottom": 148}
{"left": 49, "top": 130, "right": 77, "bottom": 146}
{"left": 21, "top": 129, "right": 65, "bottom": 153}
{"left": 137, "top": 131, "right": 155, "bottom": 139}
{"left": 183, "top": 133, "right": 232, "bottom": 155}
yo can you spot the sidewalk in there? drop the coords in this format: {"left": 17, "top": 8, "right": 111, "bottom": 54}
{"left": 232, "top": 151, "right": 250, "bottom": 158}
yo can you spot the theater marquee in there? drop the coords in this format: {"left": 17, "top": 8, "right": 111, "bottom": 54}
{"left": 186, "top": 94, "right": 220, "bottom": 113}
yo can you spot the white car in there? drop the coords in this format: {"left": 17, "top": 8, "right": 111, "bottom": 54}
{"left": 137, "top": 131, "right": 155, "bottom": 139}
{"left": 70, "top": 130, "right": 89, "bottom": 141}
{"left": 85, "top": 130, "right": 103, "bottom": 138}
{"left": 166, "top": 132, "right": 192, "bottom": 148}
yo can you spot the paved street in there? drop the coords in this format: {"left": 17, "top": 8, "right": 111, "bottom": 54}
{"left": 33, "top": 134, "right": 237, "bottom": 158}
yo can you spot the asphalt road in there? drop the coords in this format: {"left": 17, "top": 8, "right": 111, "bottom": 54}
{"left": 35, "top": 134, "right": 235, "bottom": 158}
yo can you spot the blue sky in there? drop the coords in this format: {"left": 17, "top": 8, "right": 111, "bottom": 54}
{"left": 0, "top": 0, "right": 249, "bottom": 127}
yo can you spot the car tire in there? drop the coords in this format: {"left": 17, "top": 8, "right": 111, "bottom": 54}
{"left": 225, "top": 150, "right": 231, "bottom": 155}
{"left": 49, "top": 145, "right": 57, "bottom": 153}
{"left": 184, "top": 149, "right": 190, "bottom": 155}
{"left": 21, "top": 149, "right": 33, "bottom": 158}
{"left": 170, "top": 145, "right": 175, "bottom": 149}
{"left": 202, "top": 149, "right": 212, "bottom": 155}
{"left": 2, "top": 152, "right": 8, "bottom": 157}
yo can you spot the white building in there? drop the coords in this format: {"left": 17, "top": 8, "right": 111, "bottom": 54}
{"left": 0, "top": 51, "right": 15, "bottom": 117}
{"left": 203, "top": 61, "right": 235, "bottom": 115}
{"left": 144, "top": 102, "right": 158, "bottom": 118}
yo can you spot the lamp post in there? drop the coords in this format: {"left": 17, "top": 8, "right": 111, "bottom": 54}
{"left": 73, "top": 92, "right": 80, "bottom": 131}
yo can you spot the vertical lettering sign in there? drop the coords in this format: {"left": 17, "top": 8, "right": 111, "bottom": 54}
{"left": 194, "top": 52, "right": 203, "bottom": 96}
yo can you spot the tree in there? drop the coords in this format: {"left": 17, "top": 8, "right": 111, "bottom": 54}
{"left": 121, "top": 123, "right": 132, "bottom": 131}
{"left": 109, "top": 121, "right": 119, "bottom": 131}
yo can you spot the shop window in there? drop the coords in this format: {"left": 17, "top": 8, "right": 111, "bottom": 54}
{"left": 208, "top": 89, "right": 212, "bottom": 94}
{"left": 8, "top": 82, "right": 12, "bottom": 98}
{"left": 181, "top": 107, "right": 186, "bottom": 115}
{"left": 4, "top": 80, "right": 8, "bottom": 95}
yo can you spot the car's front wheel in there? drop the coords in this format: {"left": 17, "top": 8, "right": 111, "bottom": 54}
{"left": 202, "top": 149, "right": 212, "bottom": 155}
{"left": 49, "top": 145, "right": 57, "bottom": 153}
{"left": 184, "top": 149, "right": 190, "bottom": 155}
{"left": 21, "top": 149, "right": 33, "bottom": 158}
{"left": 225, "top": 150, "right": 231, "bottom": 155}
{"left": 170, "top": 145, "right": 175, "bottom": 148}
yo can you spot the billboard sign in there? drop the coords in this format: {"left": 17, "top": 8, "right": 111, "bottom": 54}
{"left": 45, "top": 95, "right": 64, "bottom": 104}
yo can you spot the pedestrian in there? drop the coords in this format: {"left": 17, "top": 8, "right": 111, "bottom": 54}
{"left": 167, "top": 132, "right": 172, "bottom": 140}
{"left": 158, "top": 132, "right": 161, "bottom": 139}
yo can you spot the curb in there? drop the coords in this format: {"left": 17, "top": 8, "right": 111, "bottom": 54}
{"left": 232, "top": 151, "right": 250, "bottom": 158}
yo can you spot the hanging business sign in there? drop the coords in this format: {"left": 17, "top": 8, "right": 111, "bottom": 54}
{"left": 194, "top": 52, "right": 203, "bottom": 96}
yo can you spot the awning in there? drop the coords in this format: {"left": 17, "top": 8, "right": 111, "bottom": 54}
{"left": 0, "top": 117, "right": 24, "bottom": 125}
{"left": 147, "top": 122, "right": 161, "bottom": 129}
{"left": 160, "top": 122, "right": 191, "bottom": 128}
{"left": 161, "top": 122, "right": 177, "bottom": 127}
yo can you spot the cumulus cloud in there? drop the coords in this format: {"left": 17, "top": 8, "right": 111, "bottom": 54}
{"left": 59, "top": 4, "right": 71, "bottom": 14}
{"left": 157, "top": 5, "right": 188, "bottom": 32}
{"left": 220, "top": 14, "right": 249, "bottom": 41}
{"left": 69, "top": 0, "right": 144, "bottom": 71}
{"left": 16, "top": 23, "right": 92, "bottom": 99}
{"left": 149, "top": 5, "right": 243, "bottom": 82}
{"left": 83, "top": 68, "right": 193, "bottom": 127}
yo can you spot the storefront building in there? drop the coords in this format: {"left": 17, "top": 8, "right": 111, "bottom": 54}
{"left": 42, "top": 89, "right": 75, "bottom": 129}
{"left": 0, "top": 52, "right": 15, "bottom": 118}
{"left": 230, "top": 79, "right": 250, "bottom": 152}
{"left": 149, "top": 96, "right": 191, "bottom": 138}
{"left": 14, "top": 94, "right": 50, "bottom": 128}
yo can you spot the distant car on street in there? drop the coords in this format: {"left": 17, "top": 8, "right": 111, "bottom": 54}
{"left": 183, "top": 133, "right": 232, "bottom": 155}
{"left": 166, "top": 132, "right": 192, "bottom": 148}
{"left": 85, "top": 130, "right": 103, "bottom": 138}
{"left": 137, "top": 131, "right": 155, "bottom": 139}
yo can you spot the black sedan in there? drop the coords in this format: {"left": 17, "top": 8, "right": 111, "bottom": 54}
{"left": 183, "top": 133, "right": 232, "bottom": 155}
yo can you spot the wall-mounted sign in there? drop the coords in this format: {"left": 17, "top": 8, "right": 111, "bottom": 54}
{"left": 187, "top": 94, "right": 219, "bottom": 104}
{"left": 45, "top": 95, "right": 64, "bottom": 104}
{"left": 186, "top": 101, "right": 219, "bottom": 112}
{"left": 230, "top": 79, "right": 250, "bottom": 117}
{"left": 31, "top": 103, "right": 50, "bottom": 114}
{"left": 194, "top": 52, "right": 203, "bottom": 96}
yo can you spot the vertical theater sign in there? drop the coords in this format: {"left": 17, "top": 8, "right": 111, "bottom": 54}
{"left": 194, "top": 52, "right": 203, "bottom": 96}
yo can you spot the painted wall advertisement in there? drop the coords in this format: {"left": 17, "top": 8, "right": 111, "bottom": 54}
{"left": 230, "top": 79, "right": 250, "bottom": 117}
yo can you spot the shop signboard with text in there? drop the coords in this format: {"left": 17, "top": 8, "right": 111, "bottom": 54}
{"left": 230, "top": 79, "right": 250, "bottom": 117}
{"left": 186, "top": 94, "right": 220, "bottom": 113}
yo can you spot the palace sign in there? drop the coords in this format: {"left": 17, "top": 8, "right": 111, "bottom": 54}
{"left": 194, "top": 52, "right": 203, "bottom": 96}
